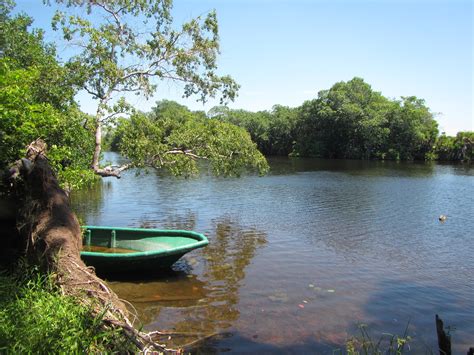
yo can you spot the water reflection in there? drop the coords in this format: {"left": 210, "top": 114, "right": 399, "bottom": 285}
{"left": 135, "top": 213, "right": 197, "bottom": 230}
{"left": 109, "top": 271, "right": 207, "bottom": 326}
{"left": 268, "top": 156, "right": 442, "bottom": 178}
{"left": 71, "top": 153, "right": 474, "bottom": 352}
{"left": 109, "top": 216, "right": 267, "bottom": 349}
{"left": 69, "top": 182, "right": 109, "bottom": 223}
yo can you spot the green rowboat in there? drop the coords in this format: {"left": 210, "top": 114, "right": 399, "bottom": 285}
{"left": 80, "top": 226, "right": 209, "bottom": 274}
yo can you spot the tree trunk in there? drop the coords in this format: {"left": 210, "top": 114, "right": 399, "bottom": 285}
{"left": 91, "top": 118, "right": 102, "bottom": 172}
{"left": 91, "top": 117, "right": 130, "bottom": 178}
{"left": 8, "top": 139, "right": 173, "bottom": 353}
{"left": 14, "top": 139, "right": 128, "bottom": 316}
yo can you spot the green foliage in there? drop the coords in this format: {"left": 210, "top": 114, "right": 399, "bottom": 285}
{"left": 114, "top": 101, "right": 269, "bottom": 176}
{"left": 294, "top": 78, "right": 439, "bottom": 160}
{"left": 103, "top": 118, "right": 129, "bottom": 152}
{"left": 0, "top": 7, "right": 96, "bottom": 189}
{"left": 435, "top": 131, "right": 473, "bottom": 162}
{"left": 49, "top": 0, "right": 239, "bottom": 113}
{"left": 267, "top": 105, "right": 299, "bottom": 155}
{"left": 210, "top": 105, "right": 298, "bottom": 156}
{"left": 0, "top": 266, "right": 133, "bottom": 353}
{"left": 46, "top": 0, "right": 243, "bottom": 173}
{"left": 105, "top": 81, "right": 469, "bottom": 166}
{"left": 0, "top": 9, "right": 77, "bottom": 110}
{"left": 212, "top": 78, "right": 445, "bottom": 162}
{"left": 385, "top": 96, "right": 439, "bottom": 160}
{"left": 0, "top": 62, "right": 56, "bottom": 166}
{"left": 343, "top": 323, "right": 412, "bottom": 355}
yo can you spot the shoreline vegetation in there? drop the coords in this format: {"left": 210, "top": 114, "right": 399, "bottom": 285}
{"left": 0, "top": 0, "right": 471, "bottom": 353}
{"left": 105, "top": 94, "right": 473, "bottom": 165}
{"left": 2, "top": 142, "right": 180, "bottom": 353}
{"left": 0, "top": 266, "right": 416, "bottom": 354}
{"left": 0, "top": 266, "right": 135, "bottom": 353}
{"left": 1, "top": 1, "right": 471, "bottom": 191}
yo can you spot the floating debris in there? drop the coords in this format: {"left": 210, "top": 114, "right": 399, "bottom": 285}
{"left": 298, "top": 304, "right": 305, "bottom": 309}
{"left": 327, "top": 289, "right": 335, "bottom": 293}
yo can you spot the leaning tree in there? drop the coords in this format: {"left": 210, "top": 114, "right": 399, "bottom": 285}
{"left": 49, "top": 0, "right": 242, "bottom": 177}
{"left": 1, "top": 1, "right": 267, "bottom": 351}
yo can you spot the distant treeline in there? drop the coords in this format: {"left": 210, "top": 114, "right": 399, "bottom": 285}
{"left": 107, "top": 78, "right": 473, "bottom": 162}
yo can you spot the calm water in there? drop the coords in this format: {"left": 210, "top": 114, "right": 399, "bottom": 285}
{"left": 71, "top": 153, "right": 474, "bottom": 353}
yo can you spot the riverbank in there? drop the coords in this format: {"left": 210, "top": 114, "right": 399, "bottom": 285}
{"left": 3, "top": 154, "right": 472, "bottom": 352}
{"left": 1, "top": 264, "right": 416, "bottom": 353}
{"left": 0, "top": 265, "right": 134, "bottom": 352}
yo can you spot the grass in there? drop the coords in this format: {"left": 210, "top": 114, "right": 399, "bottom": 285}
{"left": 0, "top": 263, "right": 134, "bottom": 353}
{"left": 0, "top": 262, "right": 418, "bottom": 354}
{"left": 343, "top": 323, "right": 412, "bottom": 355}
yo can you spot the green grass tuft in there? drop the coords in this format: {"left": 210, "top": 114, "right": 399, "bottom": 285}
{"left": 344, "top": 323, "right": 412, "bottom": 355}
{"left": 0, "top": 265, "right": 134, "bottom": 353}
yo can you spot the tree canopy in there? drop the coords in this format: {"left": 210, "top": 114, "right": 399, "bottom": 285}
{"left": 1, "top": 1, "right": 470, "bottom": 196}
{"left": 208, "top": 78, "right": 456, "bottom": 162}
{"left": 293, "top": 78, "right": 439, "bottom": 160}
{"left": 1, "top": 1, "right": 268, "bottom": 188}
{"left": 435, "top": 131, "right": 473, "bottom": 162}
{"left": 108, "top": 79, "right": 462, "bottom": 164}
{"left": 48, "top": 0, "right": 240, "bottom": 176}
{"left": 210, "top": 105, "right": 298, "bottom": 156}
{"left": 112, "top": 100, "right": 268, "bottom": 177}
{"left": 0, "top": 4, "right": 96, "bottom": 190}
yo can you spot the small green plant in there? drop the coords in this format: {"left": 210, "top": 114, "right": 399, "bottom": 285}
{"left": 342, "top": 323, "right": 412, "bottom": 355}
{"left": 0, "top": 265, "right": 134, "bottom": 353}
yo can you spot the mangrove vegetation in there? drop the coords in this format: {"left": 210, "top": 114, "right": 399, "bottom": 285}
{"left": 0, "top": 0, "right": 472, "bottom": 353}
{"left": 107, "top": 78, "right": 473, "bottom": 163}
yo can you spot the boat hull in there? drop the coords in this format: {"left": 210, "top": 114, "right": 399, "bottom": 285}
{"left": 80, "top": 226, "right": 209, "bottom": 275}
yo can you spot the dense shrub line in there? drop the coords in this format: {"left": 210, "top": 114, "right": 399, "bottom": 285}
{"left": 212, "top": 78, "right": 472, "bottom": 162}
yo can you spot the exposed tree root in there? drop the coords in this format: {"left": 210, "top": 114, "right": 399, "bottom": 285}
{"left": 8, "top": 140, "right": 179, "bottom": 353}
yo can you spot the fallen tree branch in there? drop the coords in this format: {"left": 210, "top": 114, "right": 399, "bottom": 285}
{"left": 93, "top": 163, "right": 131, "bottom": 178}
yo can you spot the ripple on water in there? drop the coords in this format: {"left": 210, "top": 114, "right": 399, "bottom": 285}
{"left": 72, "top": 154, "right": 474, "bottom": 353}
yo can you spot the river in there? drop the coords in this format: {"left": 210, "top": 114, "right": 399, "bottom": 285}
{"left": 71, "top": 153, "right": 474, "bottom": 353}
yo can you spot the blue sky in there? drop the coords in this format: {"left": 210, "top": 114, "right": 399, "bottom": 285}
{"left": 14, "top": 0, "right": 473, "bottom": 135}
